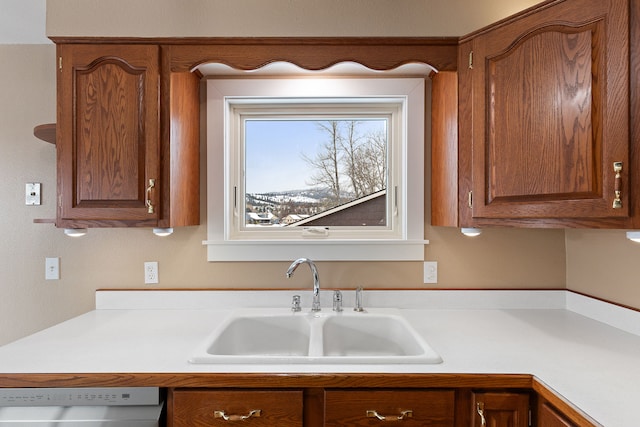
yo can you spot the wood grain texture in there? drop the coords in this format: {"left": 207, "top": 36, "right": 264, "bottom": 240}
{"left": 431, "top": 71, "right": 459, "bottom": 227}
{"left": 324, "top": 389, "right": 455, "bottom": 426}
{"left": 457, "top": 40, "right": 476, "bottom": 228}
{"left": 49, "top": 37, "right": 459, "bottom": 73}
{"left": 471, "top": 391, "right": 530, "bottom": 427}
{"left": 76, "top": 58, "right": 144, "bottom": 202}
{"left": 163, "top": 38, "right": 458, "bottom": 73}
{"left": 487, "top": 28, "right": 595, "bottom": 201}
{"left": 0, "top": 373, "right": 534, "bottom": 389}
{"left": 56, "top": 44, "right": 160, "bottom": 227}
{"left": 538, "top": 401, "right": 578, "bottom": 427}
{"left": 170, "top": 389, "right": 303, "bottom": 427}
{"left": 630, "top": 0, "right": 640, "bottom": 228}
{"left": 533, "top": 379, "right": 601, "bottom": 427}
{"left": 469, "top": 0, "right": 630, "bottom": 222}
{"left": 158, "top": 59, "right": 200, "bottom": 228}
{"left": 0, "top": 373, "right": 597, "bottom": 426}
{"left": 33, "top": 123, "right": 56, "bottom": 145}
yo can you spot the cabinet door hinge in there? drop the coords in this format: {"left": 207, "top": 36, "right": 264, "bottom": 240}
{"left": 468, "top": 51, "right": 473, "bottom": 69}
{"left": 468, "top": 191, "right": 473, "bottom": 208}
{"left": 529, "top": 409, "right": 532, "bottom": 426}
{"left": 58, "top": 56, "right": 62, "bottom": 71}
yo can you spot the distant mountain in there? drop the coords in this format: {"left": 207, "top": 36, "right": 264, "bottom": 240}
{"left": 246, "top": 188, "right": 355, "bottom": 206}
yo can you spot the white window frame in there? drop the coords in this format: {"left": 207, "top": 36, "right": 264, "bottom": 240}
{"left": 232, "top": 101, "right": 399, "bottom": 239}
{"left": 204, "top": 78, "right": 427, "bottom": 261}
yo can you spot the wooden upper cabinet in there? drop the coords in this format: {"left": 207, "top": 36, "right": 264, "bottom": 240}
{"left": 56, "top": 44, "right": 160, "bottom": 227}
{"left": 55, "top": 44, "right": 200, "bottom": 228}
{"left": 458, "top": 0, "right": 630, "bottom": 227}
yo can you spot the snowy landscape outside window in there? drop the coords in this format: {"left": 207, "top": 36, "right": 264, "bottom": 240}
{"left": 244, "top": 117, "right": 390, "bottom": 230}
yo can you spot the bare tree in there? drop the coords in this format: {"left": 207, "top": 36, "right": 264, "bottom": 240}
{"left": 354, "top": 128, "right": 387, "bottom": 194}
{"left": 340, "top": 122, "right": 387, "bottom": 197}
{"left": 303, "top": 120, "right": 387, "bottom": 205}
{"left": 302, "top": 121, "right": 343, "bottom": 204}
{"left": 340, "top": 120, "right": 365, "bottom": 197}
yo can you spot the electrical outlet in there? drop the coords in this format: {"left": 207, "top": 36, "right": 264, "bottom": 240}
{"left": 424, "top": 261, "right": 437, "bottom": 284}
{"left": 144, "top": 261, "right": 159, "bottom": 284}
{"left": 45, "top": 257, "right": 60, "bottom": 280}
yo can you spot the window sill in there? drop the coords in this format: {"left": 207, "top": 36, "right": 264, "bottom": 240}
{"left": 202, "top": 240, "right": 429, "bottom": 262}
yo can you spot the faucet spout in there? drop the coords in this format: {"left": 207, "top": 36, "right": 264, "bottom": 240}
{"left": 286, "top": 258, "right": 321, "bottom": 311}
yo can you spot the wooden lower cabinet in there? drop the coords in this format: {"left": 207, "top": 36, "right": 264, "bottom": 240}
{"left": 537, "top": 399, "right": 577, "bottom": 427}
{"left": 169, "top": 389, "right": 303, "bottom": 427}
{"left": 167, "top": 387, "right": 593, "bottom": 427}
{"left": 471, "top": 392, "right": 530, "bottom": 427}
{"left": 325, "top": 389, "right": 455, "bottom": 426}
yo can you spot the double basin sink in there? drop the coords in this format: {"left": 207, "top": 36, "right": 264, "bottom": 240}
{"left": 189, "top": 308, "right": 442, "bottom": 364}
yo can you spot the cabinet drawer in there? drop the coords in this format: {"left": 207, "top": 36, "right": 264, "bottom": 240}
{"left": 171, "top": 389, "right": 303, "bottom": 427}
{"left": 324, "top": 389, "right": 455, "bottom": 426}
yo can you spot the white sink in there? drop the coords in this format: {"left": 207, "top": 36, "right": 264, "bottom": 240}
{"left": 204, "top": 314, "right": 311, "bottom": 357}
{"left": 189, "top": 308, "right": 442, "bottom": 364}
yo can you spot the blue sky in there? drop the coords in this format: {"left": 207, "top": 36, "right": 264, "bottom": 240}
{"left": 245, "top": 119, "right": 385, "bottom": 193}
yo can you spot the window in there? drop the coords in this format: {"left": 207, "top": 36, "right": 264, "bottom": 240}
{"left": 205, "top": 77, "right": 426, "bottom": 261}
{"left": 233, "top": 100, "right": 399, "bottom": 239}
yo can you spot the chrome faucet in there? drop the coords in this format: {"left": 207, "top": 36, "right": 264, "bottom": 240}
{"left": 286, "top": 258, "right": 321, "bottom": 311}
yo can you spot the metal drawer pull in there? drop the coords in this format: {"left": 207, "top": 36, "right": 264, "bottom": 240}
{"left": 366, "top": 409, "right": 413, "bottom": 421}
{"left": 214, "top": 409, "right": 261, "bottom": 421}
{"left": 613, "top": 162, "right": 623, "bottom": 209}
{"left": 476, "top": 402, "right": 487, "bottom": 427}
{"left": 146, "top": 179, "right": 156, "bottom": 214}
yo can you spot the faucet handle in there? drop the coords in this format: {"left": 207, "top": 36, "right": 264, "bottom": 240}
{"left": 333, "top": 290, "right": 343, "bottom": 312}
{"left": 291, "top": 295, "right": 302, "bottom": 312}
{"left": 354, "top": 287, "right": 364, "bottom": 312}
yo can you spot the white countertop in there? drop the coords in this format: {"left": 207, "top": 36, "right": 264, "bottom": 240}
{"left": 0, "top": 290, "right": 638, "bottom": 426}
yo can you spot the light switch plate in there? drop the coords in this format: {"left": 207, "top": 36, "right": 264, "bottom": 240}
{"left": 25, "top": 183, "right": 41, "bottom": 205}
{"left": 45, "top": 257, "right": 60, "bottom": 280}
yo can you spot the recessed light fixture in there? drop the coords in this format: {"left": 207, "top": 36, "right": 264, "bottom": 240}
{"left": 626, "top": 231, "right": 640, "bottom": 242}
{"left": 152, "top": 228, "right": 174, "bottom": 237}
{"left": 63, "top": 228, "right": 88, "bottom": 237}
{"left": 461, "top": 227, "right": 482, "bottom": 237}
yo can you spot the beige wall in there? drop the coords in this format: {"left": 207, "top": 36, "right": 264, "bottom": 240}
{"left": 46, "top": 0, "right": 543, "bottom": 38}
{"left": 0, "top": 0, "right": 633, "bottom": 346}
{"left": 565, "top": 230, "right": 640, "bottom": 308}
{"left": 0, "top": 45, "right": 565, "bottom": 347}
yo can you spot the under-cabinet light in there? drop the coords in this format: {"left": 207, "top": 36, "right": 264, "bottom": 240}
{"left": 626, "top": 231, "right": 640, "bottom": 242}
{"left": 460, "top": 227, "right": 482, "bottom": 237}
{"left": 153, "top": 227, "right": 173, "bottom": 237}
{"left": 63, "top": 228, "right": 88, "bottom": 237}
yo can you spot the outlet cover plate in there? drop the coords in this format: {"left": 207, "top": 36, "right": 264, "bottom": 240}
{"left": 424, "top": 261, "right": 437, "bottom": 284}
{"left": 144, "top": 261, "right": 158, "bottom": 284}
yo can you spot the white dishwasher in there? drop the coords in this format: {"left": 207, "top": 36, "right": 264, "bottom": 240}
{"left": 0, "top": 387, "right": 163, "bottom": 426}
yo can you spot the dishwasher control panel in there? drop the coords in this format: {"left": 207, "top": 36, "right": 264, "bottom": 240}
{"left": 0, "top": 387, "right": 159, "bottom": 407}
